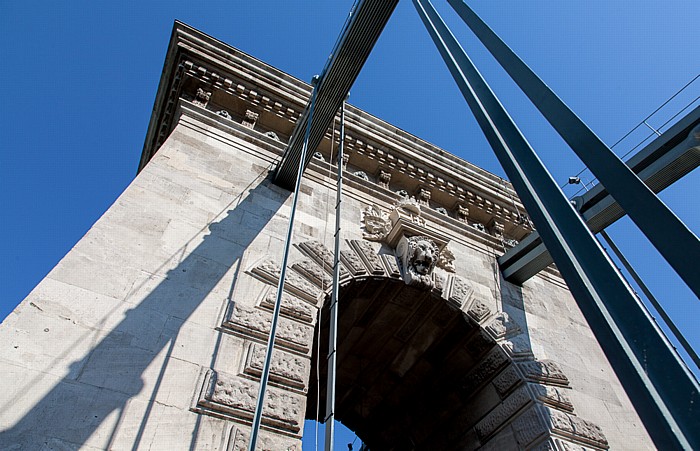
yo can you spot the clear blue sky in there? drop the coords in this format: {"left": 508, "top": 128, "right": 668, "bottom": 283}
{"left": 1, "top": 1, "right": 698, "bottom": 448}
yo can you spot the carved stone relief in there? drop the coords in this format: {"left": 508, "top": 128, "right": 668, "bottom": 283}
{"left": 196, "top": 369, "right": 303, "bottom": 433}
{"left": 251, "top": 260, "right": 322, "bottom": 302}
{"left": 224, "top": 304, "right": 313, "bottom": 353}
{"left": 378, "top": 169, "right": 391, "bottom": 189}
{"left": 361, "top": 205, "right": 391, "bottom": 242}
{"left": 396, "top": 235, "right": 440, "bottom": 290}
{"left": 193, "top": 87, "right": 211, "bottom": 107}
{"left": 260, "top": 289, "right": 315, "bottom": 324}
{"left": 244, "top": 343, "right": 309, "bottom": 390}
{"left": 242, "top": 109, "right": 259, "bottom": 129}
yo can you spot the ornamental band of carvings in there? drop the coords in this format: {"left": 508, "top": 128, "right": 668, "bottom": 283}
{"left": 245, "top": 343, "right": 309, "bottom": 390}
{"left": 198, "top": 370, "right": 303, "bottom": 432}
{"left": 260, "top": 290, "right": 315, "bottom": 324}
{"left": 224, "top": 304, "right": 313, "bottom": 353}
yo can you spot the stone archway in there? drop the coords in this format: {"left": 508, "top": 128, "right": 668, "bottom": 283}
{"left": 192, "top": 238, "right": 609, "bottom": 450}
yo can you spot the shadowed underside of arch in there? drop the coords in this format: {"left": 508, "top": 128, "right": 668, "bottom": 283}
{"left": 194, "top": 240, "right": 610, "bottom": 450}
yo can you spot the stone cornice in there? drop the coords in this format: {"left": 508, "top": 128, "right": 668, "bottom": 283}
{"left": 141, "top": 21, "right": 535, "bottom": 243}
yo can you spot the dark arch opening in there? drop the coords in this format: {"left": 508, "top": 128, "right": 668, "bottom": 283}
{"left": 306, "top": 277, "right": 517, "bottom": 450}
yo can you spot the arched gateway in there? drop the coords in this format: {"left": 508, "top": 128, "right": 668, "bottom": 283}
{"left": 0, "top": 22, "right": 652, "bottom": 449}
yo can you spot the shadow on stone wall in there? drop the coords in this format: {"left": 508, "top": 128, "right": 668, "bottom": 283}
{"left": 1, "top": 172, "right": 288, "bottom": 449}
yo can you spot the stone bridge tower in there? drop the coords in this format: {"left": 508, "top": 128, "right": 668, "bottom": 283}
{"left": 0, "top": 22, "right": 653, "bottom": 450}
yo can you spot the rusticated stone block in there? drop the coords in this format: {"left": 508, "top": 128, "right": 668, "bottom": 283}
{"left": 340, "top": 249, "right": 367, "bottom": 277}
{"left": 502, "top": 334, "right": 533, "bottom": 360}
{"left": 467, "top": 299, "right": 491, "bottom": 323}
{"left": 461, "top": 347, "right": 509, "bottom": 395}
{"left": 542, "top": 407, "right": 608, "bottom": 448}
{"left": 530, "top": 383, "right": 574, "bottom": 412}
{"left": 349, "top": 240, "right": 385, "bottom": 276}
{"left": 519, "top": 360, "right": 569, "bottom": 386}
{"left": 485, "top": 311, "right": 521, "bottom": 339}
{"left": 298, "top": 240, "right": 349, "bottom": 280}
{"left": 512, "top": 404, "right": 548, "bottom": 447}
{"left": 251, "top": 260, "right": 321, "bottom": 302}
{"left": 291, "top": 259, "right": 331, "bottom": 290}
{"left": 224, "top": 304, "right": 313, "bottom": 353}
{"left": 197, "top": 370, "right": 304, "bottom": 433}
{"left": 260, "top": 290, "right": 315, "bottom": 324}
{"left": 492, "top": 364, "right": 521, "bottom": 397}
{"left": 244, "top": 343, "right": 309, "bottom": 389}
{"left": 227, "top": 426, "right": 300, "bottom": 451}
{"left": 475, "top": 384, "right": 531, "bottom": 439}
{"left": 381, "top": 254, "right": 402, "bottom": 279}
{"left": 448, "top": 276, "right": 473, "bottom": 309}
{"left": 531, "top": 439, "right": 557, "bottom": 451}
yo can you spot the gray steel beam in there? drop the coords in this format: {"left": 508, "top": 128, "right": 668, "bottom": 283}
{"left": 273, "top": 0, "right": 399, "bottom": 189}
{"left": 499, "top": 107, "right": 700, "bottom": 284}
{"left": 412, "top": 0, "right": 700, "bottom": 448}
{"left": 448, "top": 0, "right": 700, "bottom": 298}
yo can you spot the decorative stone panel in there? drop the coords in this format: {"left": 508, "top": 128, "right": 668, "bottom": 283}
{"left": 298, "top": 240, "right": 349, "bottom": 280}
{"left": 340, "top": 249, "right": 367, "bottom": 277}
{"left": 492, "top": 365, "right": 521, "bottom": 397}
{"left": 381, "top": 254, "right": 402, "bottom": 279}
{"left": 196, "top": 370, "right": 303, "bottom": 433}
{"left": 502, "top": 334, "right": 534, "bottom": 360}
{"left": 530, "top": 383, "right": 574, "bottom": 412}
{"left": 542, "top": 406, "right": 609, "bottom": 449}
{"left": 224, "top": 304, "right": 313, "bottom": 353}
{"left": 349, "top": 240, "right": 385, "bottom": 276}
{"left": 518, "top": 360, "right": 570, "bottom": 387}
{"left": 466, "top": 298, "right": 491, "bottom": 323}
{"left": 251, "top": 261, "right": 322, "bottom": 303}
{"left": 475, "top": 384, "right": 531, "bottom": 440}
{"left": 460, "top": 347, "right": 509, "bottom": 395}
{"left": 227, "top": 426, "right": 299, "bottom": 451}
{"left": 485, "top": 311, "right": 522, "bottom": 340}
{"left": 244, "top": 343, "right": 309, "bottom": 390}
{"left": 447, "top": 276, "right": 474, "bottom": 309}
{"left": 291, "top": 259, "right": 331, "bottom": 290}
{"left": 511, "top": 404, "right": 548, "bottom": 447}
{"left": 259, "top": 290, "right": 315, "bottom": 324}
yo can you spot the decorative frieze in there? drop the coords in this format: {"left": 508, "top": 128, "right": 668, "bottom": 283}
{"left": 244, "top": 343, "right": 309, "bottom": 390}
{"left": 224, "top": 304, "right": 313, "bottom": 353}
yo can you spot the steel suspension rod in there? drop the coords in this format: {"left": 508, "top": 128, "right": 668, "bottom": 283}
{"left": 412, "top": 0, "right": 699, "bottom": 448}
{"left": 248, "top": 77, "right": 319, "bottom": 451}
{"left": 447, "top": 0, "right": 700, "bottom": 298}
{"left": 324, "top": 99, "right": 347, "bottom": 451}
